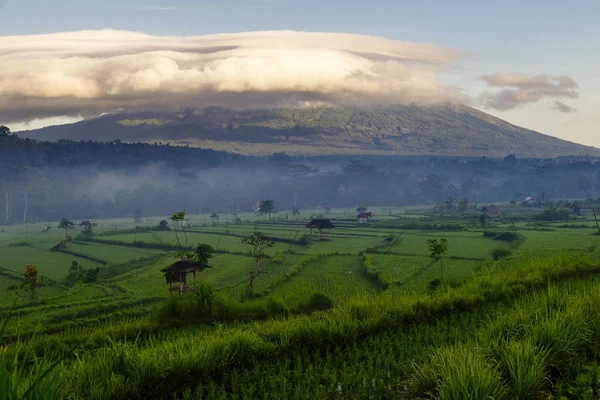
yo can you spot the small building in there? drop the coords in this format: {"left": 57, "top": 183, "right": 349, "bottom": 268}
{"left": 357, "top": 211, "right": 372, "bottom": 223}
{"left": 161, "top": 259, "right": 211, "bottom": 295}
{"left": 306, "top": 219, "right": 335, "bottom": 239}
{"left": 569, "top": 203, "right": 581, "bottom": 215}
{"left": 481, "top": 205, "right": 501, "bottom": 218}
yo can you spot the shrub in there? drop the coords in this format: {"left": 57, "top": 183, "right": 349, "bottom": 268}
{"left": 428, "top": 278, "right": 441, "bottom": 292}
{"left": 151, "top": 281, "right": 228, "bottom": 324}
{"left": 298, "top": 293, "right": 334, "bottom": 313}
{"left": 492, "top": 248, "right": 512, "bottom": 261}
{"left": 273, "top": 252, "right": 283, "bottom": 264}
{"left": 496, "top": 339, "right": 550, "bottom": 399}
{"left": 532, "top": 208, "right": 571, "bottom": 221}
{"left": 266, "top": 297, "right": 288, "bottom": 317}
{"left": 155, "top": 220, "right": 170, "bottom": 231}
{"left": 411, "top": 346, "right": 507, "bottom": 399}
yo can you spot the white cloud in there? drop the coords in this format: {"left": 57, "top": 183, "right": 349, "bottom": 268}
{"left": 0, "top": 29, "right": 464, "bottom": 123}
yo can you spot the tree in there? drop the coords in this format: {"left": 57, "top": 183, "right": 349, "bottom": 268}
{"left": 0, "top": 165, "right": 20, "bottom": 225}
{"left": 8, "top": 264, "right": 49, "bottom": 302}
{"left": 170, "top": 211, "right": 187, "bottom": 249}
{"left": 427, "top": 238, "right": 449, "bottom": 282}
{"left": 279, "top": 164, "right": 319, "bottom": 208}
{"left": 0, "top": 126, "right": 10, "bottom": 137}
{"left": 80, "top": 221, "right": 96, "bottom": 235}
{"left": 241, "top": 231, "right": 275, "bottom": 289}
{"left": 69, "top": 261, "right": 82, "bottom": 276}
{"left": 157, "top": 219, "right": 170, "bottom": 231}
{"left": 134, "top": 208, "right": 143, "bottom": 223}
{"left": 194, "top": 243, "right": 214, "bottom": 264}
{"left": 292, "top": 208, "right": 300, "bottom": 220}
{"left": 259, "top": 199, "right": 275, "bottom": 220}
{"left": 58, "top": 218, "right": 75, "bottom": 247}
{"left": 457, "top": 197, "right": 468, "bottom": 212}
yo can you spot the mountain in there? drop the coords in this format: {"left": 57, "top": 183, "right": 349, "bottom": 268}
{"left": 18, "top": 104, "right": 600, "bottom": 158}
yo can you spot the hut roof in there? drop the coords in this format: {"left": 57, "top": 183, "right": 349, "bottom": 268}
{"left": 160, "top": 260, "right": 211, "bottom": 274}
{"left": 79, "top": 220, "right": 92, "bottom": 227}
{"left": 356, "top": 207, "right": 367, "bottom": 212}
{"left": 306, "top": 219, "right": 335, "bottom": 229}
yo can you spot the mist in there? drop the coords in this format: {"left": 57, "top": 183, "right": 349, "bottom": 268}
{"left": 2, "top": 147, "right": 600, "bottom": 226}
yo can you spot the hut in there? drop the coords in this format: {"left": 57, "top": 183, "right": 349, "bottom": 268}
{"left": 306, "top": 219, "right": 335, "bottom": 239}
{"left": 161, "top": 259, "right": 211, "bottom": 295}
{"left": 569, "top": 203, "right": 581, "bottom": 215}
{"left": 357, "top": 211, "right": 372, "bottom": 223}
{"left": 356, "top": 207, "right": 367, "bottom": 213}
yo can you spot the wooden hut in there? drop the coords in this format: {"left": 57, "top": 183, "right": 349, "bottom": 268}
{"left": 161, "top": 259, "right": 211, "bottom": 295}
{"left": 569, "top": 203, "right": 581, "bottom": 215}
{"left": 357, "top": 211, "right": 372, "bottom": 223}
{"left": 306, "top": 219, "right": 335, "bottom": 239}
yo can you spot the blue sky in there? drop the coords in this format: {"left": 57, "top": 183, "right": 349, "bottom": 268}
{"left": 1, "top": 0, "right": 598, "bottom": 146}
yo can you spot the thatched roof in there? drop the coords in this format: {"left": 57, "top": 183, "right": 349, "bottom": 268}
{"left": 306, "top": 219, "right": 335, "bottom": 230}
{"left": 161, "top": 260, "right": 211, "bottom": 274}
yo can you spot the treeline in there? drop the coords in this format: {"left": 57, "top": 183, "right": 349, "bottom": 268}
{"left": 2, "top": 128, "right": 600, "bottom": 225}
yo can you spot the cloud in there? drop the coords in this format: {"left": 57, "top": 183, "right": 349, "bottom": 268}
{"left": 553, "top": 101, "right": 576, "bottom": 113}
{"left": 0, "top": 29, "right": 464, "bottom": 123}
{"left": 478, "top": 73, "right": 579, "bottom": 112}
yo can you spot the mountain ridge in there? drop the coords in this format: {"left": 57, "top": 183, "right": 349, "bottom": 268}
{"left": 18, "top": 104, "right": 600, "bottom": 158}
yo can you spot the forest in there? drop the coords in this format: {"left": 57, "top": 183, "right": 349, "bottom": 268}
{"left": 1, "top": 126, "right": 600, "bottom": 225}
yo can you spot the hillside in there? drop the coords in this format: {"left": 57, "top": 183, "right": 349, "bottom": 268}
{"left": 19, "top": 104, "right": 600, "bottom": 157}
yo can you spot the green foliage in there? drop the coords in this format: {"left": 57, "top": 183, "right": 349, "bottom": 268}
{"left": 492, "top": 248, "right": 512, "bottom": 261}
{"left": 533, "top": 208, "right": 571, "bottom": 221}
{"left": 156, "top": 220, "right": 170, "bottom": 231}
{"left": 194, "top": 243, "right": 214, "bottom": 264}
{"left": 259, "top": 200, "right": 275, "bottom": 218}
{"left": 298, "top": 292, "right": 334, "bottom": 313}
{"left": 412, "top": 346, "right": 508, "bottom": 400}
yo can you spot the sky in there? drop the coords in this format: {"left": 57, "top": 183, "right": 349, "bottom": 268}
{"left": 0, "top": 0, "right": 598, "bottom": 147}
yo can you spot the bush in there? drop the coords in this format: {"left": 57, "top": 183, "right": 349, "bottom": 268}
{"left": 428, "top": 278, "right": 441, "bottom": 292}
{"left": 151, "top": 281, "right": 228, "bottom": 324}
{"left": 266, "top": 297, "right": 288, "bottom": 317}
{"left": 533, "top": 208, "right": 571, "bottom": 221}
{"left": 492, "top": 248, "right": 512, "bottom": 261}
{"left": 298, "top": 293, "right": 334, "bottom": 313}
{"left": 155, "top": 220, "right": 171, "bottom": 231}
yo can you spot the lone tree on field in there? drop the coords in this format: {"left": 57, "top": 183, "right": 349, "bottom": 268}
{"left": 241, "top": 231, "right": 275, "bottom": 289}
{"left": 292, "top": 208, "right": 300, "bottom": 220}
{"left": 134, "top": 208, "right": 143, "bottom": 223}
{"left": 79, "top": 220, "right": 96, "bottom": 235}
{"left": 8, "top": 264, "right": 50, "bottom": 302}
{"left": 427, "top": 238, "right": 449, "bottom": 282}
{"left": 259, "top": 199, "right": 275, "bottom": 220}
{"left": 58, "top": 218, "right": 75, "bottom": 247}
{"left": 170, "top": 211, "right": 187, "bottom": 249}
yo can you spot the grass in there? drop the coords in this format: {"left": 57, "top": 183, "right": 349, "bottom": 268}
{"left": 1, "top": 207, "right": 600, "bottom": 398}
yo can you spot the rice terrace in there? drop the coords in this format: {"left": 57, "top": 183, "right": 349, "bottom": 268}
{"left": 4, "top": 199, "right": 600, "bottom": 399}
{"left": 2, "top": 0, "right": 600, "bottom": 398}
